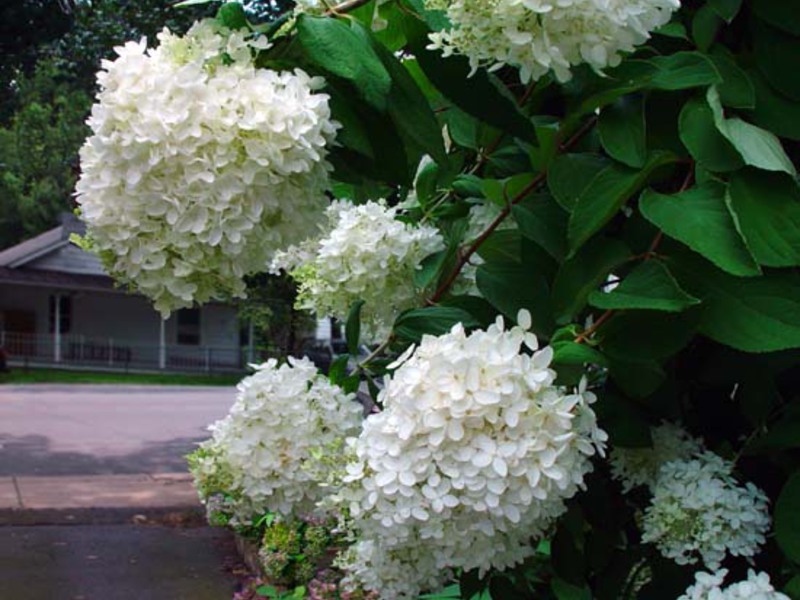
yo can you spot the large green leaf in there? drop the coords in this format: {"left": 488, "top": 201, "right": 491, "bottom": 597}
{"left": 345, "top": 299, "right": 365, "bottom": 355}
{"left": 365, "top": 28, "right": 448, "bottom": 164}
{"left": 709, "top": 49, "right": 755, "bottom": 109}
{"left": 567, "top": 152, "right": 675, "bottom": 256}
{"left": 727, "top": 169, "right": 800, "bottom": 267}
{"left": 547, "top": 154, "right": 610, "bottom": 212}
{"left": 678, "top": 97, "right": 743, "bottom": 172}
{"left": 394, "top": 306, "right": 480, "bottom": 342}
{"left": 402, "top": 14, "right": 537, "bottom": 142}
{"left": 588, "top": 260, "right": 700, "bottom": 312}
{"left": 512, "top": 193, "right": 568, "bottom": 260}
{"left": 648, "top": 52, "right": 722, "bottom": 90}
{"left": 707, "top": 87, "right": 796, "bottom": 176}
{"left": 593, "top": 390, "right": 653, "bottom": 448}
{"left": 747, "top": 69, "right": 800, "bottom": 142}
{"left": 672, "top": 252, "right": 800, "bottom": 352}
{"left": 296, "top": 15, "right": 391, "bottom": 111}
{"left": 639, "top": 183, "right": 760, "bottom": 277}
{"left": 476, "top": 262, "right": 555, "bottom": 337}
{"left": 776, "top": 472, "right": 800, "bottom": 563}
{"left": 551, "top": 238, "right": 631, "bottom": 323}
{"left": 598, "top": 95, "right": 647, "bottom": 168}
{"left": 601, "top": 309, "right": 701, "bottom": 361}
{"left": 753, "top": 18, "right": 800, "bottom": 101}
{"left": 753, "top": 0, "right": 800, "bottom": 36}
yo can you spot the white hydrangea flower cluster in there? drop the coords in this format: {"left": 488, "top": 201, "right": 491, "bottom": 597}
{"left": 425, "top": 0, "right": 680, "bottom": 82}
{"left": 271, "top": 200, "right": 445, "bottom": 341}
{"left": 76, "top": 20, "right": 338, "bottom": 315}
{"left": 193, "top": 357, "right": 363, "bottom": 521}
{"left": 678, "top": 569, "right": 790, "bottom": 600}
{"left": 609, "top": 422, "right": 704, "bottom": 492}
{"left": 641, "top": 451, "right": 771, "bottom": 570}
{"left": 336, "top": 312, "right": 608, "bottom": 598}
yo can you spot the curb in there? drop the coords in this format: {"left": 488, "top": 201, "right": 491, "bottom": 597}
{"left": 0, "top": 505, "right": 206, "bottom": 527}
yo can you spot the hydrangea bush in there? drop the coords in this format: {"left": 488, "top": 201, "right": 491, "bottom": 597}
{"left": 81, "top": 0, "right": 800, "bottom": 598}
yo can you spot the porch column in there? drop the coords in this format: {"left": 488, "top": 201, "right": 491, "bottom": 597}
{"left": 53, "top": 293, "right": 62, "bottom": 363}
{"left": 247, "top": 319, "right": 255, "bottom": 364}
{"left": 158, "top": 316, "right": 166, "bottom": 370}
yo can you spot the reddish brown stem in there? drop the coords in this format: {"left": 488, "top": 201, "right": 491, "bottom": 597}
{"left": 427, "top": 116, "right": 599, "bottom": 304}
{"left": 575, "top": 310, "right": 614, "bottom": 345}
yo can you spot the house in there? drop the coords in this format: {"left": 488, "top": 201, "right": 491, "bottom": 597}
{"left": 0, "top": 214, "right": 254, "bottom": 373}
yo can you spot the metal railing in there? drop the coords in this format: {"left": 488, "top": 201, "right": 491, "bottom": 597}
{"left": 0, "top": 331, "right": 284, "bottom": 374}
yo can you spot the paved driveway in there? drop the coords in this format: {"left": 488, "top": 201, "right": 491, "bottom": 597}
{"left": 0, "top": 384, "right": 236, "bottom": 476}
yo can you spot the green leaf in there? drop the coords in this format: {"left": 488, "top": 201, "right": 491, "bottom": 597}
{"left": 345, "top": 300, "right": 365, "bottom": 356}
{"left": 593, "top": 390, "right": 653, "bottom": 448}
{"left": 551, "top": 238, "right": 632, "bottom": 323}
{"left": 678, "top": 97, "right": 743, "bottom": 172}
{"left": 753, "top": 18, "right": 800, "bottom": 101}
{"left": 394, "top": 307, "right": 480, "bottom": 342}
{"left": 216, "top": 2, "right": 248, "bottom": 29}
{"left": 655, "top": 22, "right": 689, "bottom": 40}
{"left": 672, "top": 251, "right": 800, "bottom": 353}
{"left": 419, "top": 584, "right": 462, "bottom": 599}
{"left": 692, "top": 5, "right": 722, "bottom": 52}
{"left": 477, "top": 262, "right": 555, "bottom": 337}
{"left": 296, "top": 15, "right": 391, "bottom": 111}
{"left": 753, "top": 0, "right": 800, "bottom": 36}
{"left": 648, "top": 52, "right": 722, "bottom": 90}
{"left": 402, "top": 14, "right": 537, "bottom": 142}
{"left": 175, "top": 0, "right": 218, "bottom": 5}
{"left": 707, "top": 87, "right": 796, "bottom": 176}
{"left": 709, "top": 0, "right": 742, "bottom": 22}
{"left": 366, "top": 30, "right": 448, "bottom": 164}
{"left": 709, "top": 49, "right": 755, "bottom": 109}
{"left": 784, "top": 575, "right": 800, "bottom": 599}
{"left": 512, "top": 193, "right": 568, "bottom": 260}
{"left": 776, "top": 472, "right": 800, "bottom": 563}
{"left": 547, "top": 154, "right": 610, "bottom": 212}
{"left": 598, "top": 95, "right": 647, "bottom": 168}
{"left": 588, "top": 260, "right": 700, "bottom": 312}
{"left": 327, "top": 88, "right": 374, "bottom": 159}
{"left": 727, "top": 169, "right": 800, "bottom": 267}
{"left": 609, "top": 358, "right": 666, "bottom": 398}
{"left": 529, "top": 117, "right": 561, "bottom": 171}
{"left": 639, "top": 183, "right": 761, "bottom": 277}
{"left": 552, "top": 577, "right": 591, "bottom": 600}
{"left": 748, "top": 69, "right": 800, "bottom": 142}
{"left": 552, "top": 341, "right": 608, "bottom": 367}
{"left": 567, "top": 151, "right": 675, "bottom": 256}
{"left": 601, "top": 309, "right": 701, "bottom": 361}
{"left": 746, "top": 405, "right": 800, "bottom": 454}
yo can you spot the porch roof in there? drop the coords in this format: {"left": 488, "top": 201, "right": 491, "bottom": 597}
{"left": 0, "top": 266, "right": 119, "bottom": 294}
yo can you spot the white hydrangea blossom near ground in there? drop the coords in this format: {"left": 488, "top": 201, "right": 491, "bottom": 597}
{"left": 192, "top": 357, "right": 362, "bottom": 521}
{"left": 336, "top": 311, "right": 607, "bottom": 598}
{"left": 76, "top": 20, "right": 338, "bottom": 315}
{"left": 271, "top": 200, "right": 445, "bottom": 341}
{"left": 425, "top": 0, "right": 680, "bottom": 82}
{"left": 609, "top": 422, "right": 704, "bottom": 492}
{"left": 641, "top": 451, "right": 770, "bottom": 570}
{"left": 678, "top": 569, "right": 790, "bottom": 600}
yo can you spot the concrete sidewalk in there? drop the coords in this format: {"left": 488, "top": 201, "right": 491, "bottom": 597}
{"left": 0, "top": 472, "right": 203, "bottom": 525}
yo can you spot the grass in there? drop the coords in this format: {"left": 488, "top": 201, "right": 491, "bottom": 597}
{"left": 0, "top": 367, "right": 243, "bottom": 386}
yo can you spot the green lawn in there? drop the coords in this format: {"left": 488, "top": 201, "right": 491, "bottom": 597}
{"left": 0, "top": 367, "right": 243, "bottom": 386}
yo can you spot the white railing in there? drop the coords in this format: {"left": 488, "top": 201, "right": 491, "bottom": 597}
{"left": 0, "top": 331, "right": 281, "bottom": 373}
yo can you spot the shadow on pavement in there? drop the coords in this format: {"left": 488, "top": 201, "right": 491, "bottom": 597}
{"left": 0, "top": 434, "right": 203, "bottom": 476}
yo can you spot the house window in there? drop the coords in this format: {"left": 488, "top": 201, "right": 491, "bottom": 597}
{"left": 177, "top": 308, "right": 201, "bottom": 345}
{"left": 48, "top": 295, "right": 72, "bottom": 334}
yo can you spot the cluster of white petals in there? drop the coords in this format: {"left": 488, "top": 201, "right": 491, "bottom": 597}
{"left": 425, "top": 0, "right": 680, "bottom": 82}
{"left": 609, "top": 422, "right": 703, "bottom": 492}
{"left": 641, "top": 451, "right": 770, "bottom": 570}
{"left": 678, "top": 569, "right": 790, "bottom": 600}
{"left": 192, "top": 357, "right": 362, "bottom": 521}
{"left": 271, "top": 200, "right": 445, "bottom": 341}
{"left": 76, "top": 19, "right": 338, "bottom": 315}
{"left": 336, "top": 311, "right": 607, "bottom": 598}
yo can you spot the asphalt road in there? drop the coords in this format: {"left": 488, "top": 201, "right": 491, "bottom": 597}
{"left": 0, "top": 524, "right": 240, "bottom": 600}
{"left": 0, "top": 384, "right": 237, "bottom": 476}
